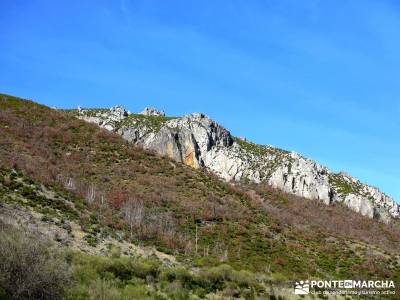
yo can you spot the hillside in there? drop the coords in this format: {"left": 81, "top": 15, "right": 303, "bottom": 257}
{"left": 71, "top": 105, "right": 399, "bottom": 223}
{"left": 1, "top": 93, "right": 400, "bottom": 299}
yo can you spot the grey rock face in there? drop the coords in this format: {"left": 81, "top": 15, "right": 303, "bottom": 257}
{"left": 75, "top": 106, "right": 399, "bottom": 223}
{"left": 121, "top": 112, "right": 233, "bottom": 169}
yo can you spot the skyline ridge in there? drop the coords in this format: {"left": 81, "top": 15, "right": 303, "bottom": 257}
{"left": 1, "top": 0, "right": 399, "bottom": 200}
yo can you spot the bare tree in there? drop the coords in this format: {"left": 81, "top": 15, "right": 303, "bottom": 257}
{"left": 86, "top": 184, "right": 97, "bottom": 203}
{"left": 122, "top": 198, "right": 144, "bottom": 236}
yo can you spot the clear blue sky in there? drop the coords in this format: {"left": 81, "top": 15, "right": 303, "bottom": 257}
{"left": 1, "top": 0, "right": 399, "bottom": 201}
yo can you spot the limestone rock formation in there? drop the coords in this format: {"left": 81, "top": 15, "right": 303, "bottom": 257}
{"left": 140, "top": 107, "right": 165, "bottom": 117}
{"left": 74, "top": 106, "right": 399, "bottom": 223}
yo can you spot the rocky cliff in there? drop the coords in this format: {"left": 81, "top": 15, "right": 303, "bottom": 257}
{"left": 74, "top": 106, "right": 399, "bottom": 222}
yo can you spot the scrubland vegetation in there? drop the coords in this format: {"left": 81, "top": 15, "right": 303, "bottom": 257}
{"left": 0, "top": 223, "right": 269, "bottom": 299}
{"left": 1, "top": 93, "right": 400, "bottom": 299}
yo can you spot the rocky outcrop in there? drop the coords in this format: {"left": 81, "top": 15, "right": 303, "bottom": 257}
{"left": 78, "top": 106, "right": 128, "bottom": 131}
{"left": 74, "top": 106, "right": 399, "bottom": 223}
{"left": 140, "top": 107, "right": 165, "bottom": 117}
{"left": 97, "top": 111, "right": 233, "bottom": 169}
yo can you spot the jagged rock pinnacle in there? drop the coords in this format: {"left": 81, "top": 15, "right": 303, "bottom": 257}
{"left": 140, "top": 107, "right": 165, "bottom": 117}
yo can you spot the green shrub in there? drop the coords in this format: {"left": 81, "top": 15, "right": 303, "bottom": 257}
{"left": 103, "top": 257, "right": 133, "bottom": 281}
{"left": 131, "top": 259, "right": 160, "bottom": 279}
{"left": 161, "top": 267, "right": 195, "bottom": 288}
{"left": 87, "top": 278, "right": 121, "bottom": 300}
{"left": 109, "top": 245, "right": 122, "bottom": 258}
{"left": 120, "top": 284, "right": 151, "bottom": 300}
{"left": 84, "top": 234, "right": 99, "bottom": 247}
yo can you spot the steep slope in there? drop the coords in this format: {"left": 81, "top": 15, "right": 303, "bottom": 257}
{"left": 1, "top": 94, "right": 400, "bottom": 298}
{"left": 72, "top": 105, "right": 399, "bottom": 222}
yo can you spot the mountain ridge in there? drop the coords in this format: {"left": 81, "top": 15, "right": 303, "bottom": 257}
{"left": 71, "top": 105, "right": 399, "bottom": 223}
{"left": 2, "top": 93, "right": 400, "bottom": 298}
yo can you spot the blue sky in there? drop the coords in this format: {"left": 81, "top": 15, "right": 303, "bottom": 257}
{"left": 1, "top": 0, "right": 399, "bottom": 200}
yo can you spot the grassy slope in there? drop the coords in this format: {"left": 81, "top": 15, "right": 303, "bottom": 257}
{"left": 0, "top": 171, "right": 266, "bottom": 299}
{"left": 1, "top": 93, "right": 400, "bottom": 292}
